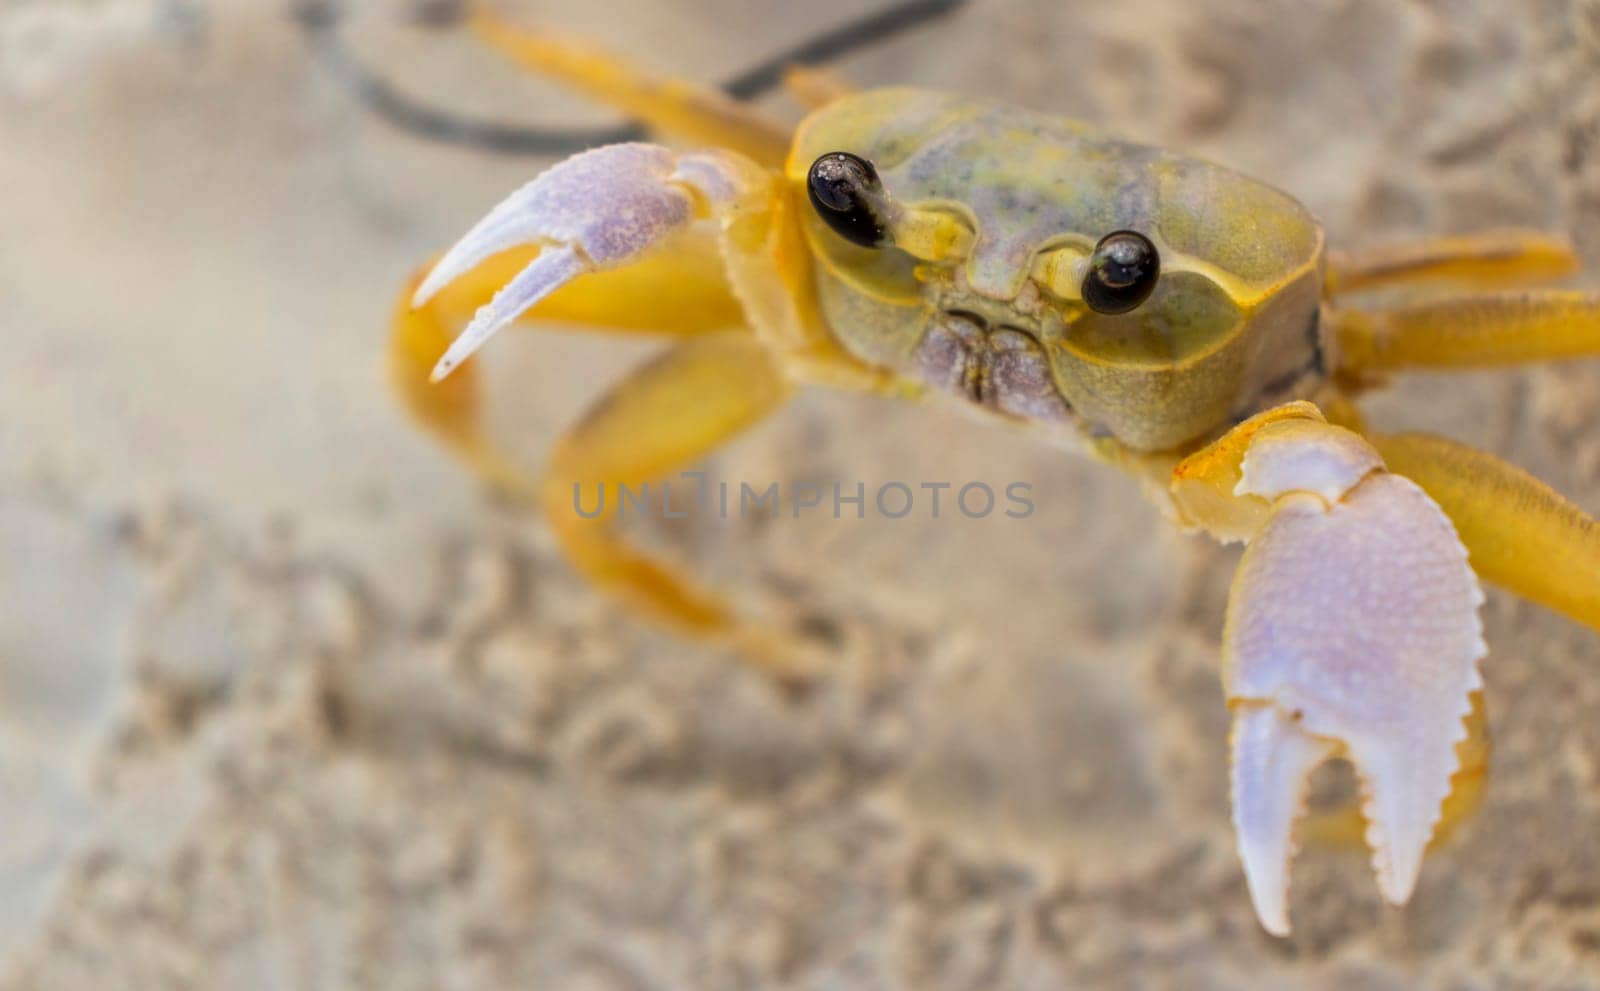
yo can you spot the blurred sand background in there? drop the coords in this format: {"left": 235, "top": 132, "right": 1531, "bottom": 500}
{"left": 4, "top": 0, "right": 1600, "bottom": 987}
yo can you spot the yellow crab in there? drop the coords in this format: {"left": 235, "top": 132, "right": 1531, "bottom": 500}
{"left": 389, "top": 8, "right": 1600, "bottom": 936}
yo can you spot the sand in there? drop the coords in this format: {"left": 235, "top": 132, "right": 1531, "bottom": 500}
{"left": 3, "top": 0, "right": 1600, "bottom": 986}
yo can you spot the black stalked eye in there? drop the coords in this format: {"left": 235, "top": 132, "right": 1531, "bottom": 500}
{"left": 806, "top": 152, "right": 886, "bottom": 248}
{"left": 1082, "top": 230, "right": 1160, "bottom": 315}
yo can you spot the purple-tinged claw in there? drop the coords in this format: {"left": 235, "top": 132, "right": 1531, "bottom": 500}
{"left": 429, "top": 246, "right": 585, "bottom": 380}
{"left": 1230, "top": 702, "right": 1337, "bottom": 937}
{"left": 1223, "top": 425, "right": 1486, "bottom": 935}
{"left": 411, "top": 143, "right": 698, "bottom": 378}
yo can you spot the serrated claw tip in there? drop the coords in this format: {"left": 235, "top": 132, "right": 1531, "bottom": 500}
{"left": 1351, "top": 728, "right": 1467, "bottom": 907}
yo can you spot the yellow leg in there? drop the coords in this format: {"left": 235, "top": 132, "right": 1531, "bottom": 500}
{"left": 1335, "top": 291, "right": 1600, "bottom": 374}
{"left": 467, "top": 3, "right": 791, "bottom": 166}
{"left": 781, "top": 65, "right": 857, "bottom": 110}
{"left": 544, "top": 334, "right": 801, "bottom": 674}
{"left": 393, "top": 271, "right": 497, "bottom": 481}
{"left": 1326, "top": 230, "right": 1579, "bottom": 296}
{"left": 396, "top": 317, "right": 803, "bottom": 671}
{"left": 1369, "top": 431, "right": 1600, "bottom": 632}
{"left": 394, "top": 267, "right": 807, "bottom": 677}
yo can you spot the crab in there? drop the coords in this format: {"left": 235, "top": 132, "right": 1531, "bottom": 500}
{"left": 388, "top": 6, "right": 1600, "bottom": 936}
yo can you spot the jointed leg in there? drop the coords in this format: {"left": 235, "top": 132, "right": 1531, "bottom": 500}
{"left": 467, "top": 3, "right": 791, "bottom": 165}
{"left": 401, "top": 140, "right": 889, "bottom": 679}
{"left": 1326, "top": 229, "right": 1600, "bottom": 377}
{"left": 393, "top": 301, "right": 802, "bottom": 674}
{"left": 544, "top": 334, "right": 799, "bottom": 670}
{"left": 781, "top": 65, "right": 858, "bottom": 110}
{"left": 392, "top": 269, "right": 519, "bottom": 496}
{"left": 1326, "top": 230, "right": 1579, "bottom": 296}
{"left": 1335, "top": 290, "right": 1600, "bottom": 375}
{"left": 1319, "top": 229, "right": 1600, "bottom": 622}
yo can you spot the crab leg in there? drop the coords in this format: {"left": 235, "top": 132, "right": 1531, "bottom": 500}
{"left": 405, "top": 140, "right": 895, "bottom": 679}
{"left": 466, "top": 4, "right": 791, "bottom": 166}
{"left": 403, "top": 142, "right": 787, "bottom": 601}
{"left": 1172, "top": 405, "right": 1487, "bottom": 935}
{"left": 1325, "top": 229, "right": 1600, "bottom": 379}
{"left": 1335, "top": 290, "right": 1600, "bottom": 373}
{"left": 540, "top": 334, "right": 795, "bottom": 661}
{"left": 1326, "top": 230, "right": 1579, "bottom": 296}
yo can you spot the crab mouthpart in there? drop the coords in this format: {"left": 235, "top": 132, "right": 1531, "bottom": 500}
{"left": 914, "top": 309, "right": 1072, "bottom": 422}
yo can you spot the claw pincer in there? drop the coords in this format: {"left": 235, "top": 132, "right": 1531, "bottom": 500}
{"left": 1174, "top": 409, "right": 1486, "bottom": 934}
{"left": 412, "top": 143, "right": 742, "bottom": 380}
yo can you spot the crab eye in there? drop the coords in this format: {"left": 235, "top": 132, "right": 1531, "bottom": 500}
{"left": 1082, "top": 230, "right": 1160, "bottom": 314}
{"left": 807, "top": 152, "right": 886, "bottom": 248}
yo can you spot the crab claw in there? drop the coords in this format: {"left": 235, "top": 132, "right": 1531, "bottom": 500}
{"left": 411, "top": 143, "right": 702, "bottom": 381}
{"left": 1219, "top": 419, "right": 1486, "bottom": 935}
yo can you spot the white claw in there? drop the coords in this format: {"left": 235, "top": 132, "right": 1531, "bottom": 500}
{"left": 429, "top": 246, "right": 585, "bottom": 381}
{"left": 410, "top": 143, "right": 696, "bottom": 379}
{"left": 1230, "top": 702, "right": 1337, "bottom": 937}
{"left": 1353, "top": 715, "right": 1470, "bottom": 906}
{"left": 411, "top": 188, "right": 563, "bottom": 309}
{"left": 1225, "top": 453, "right": 1485, "bottom": 935}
